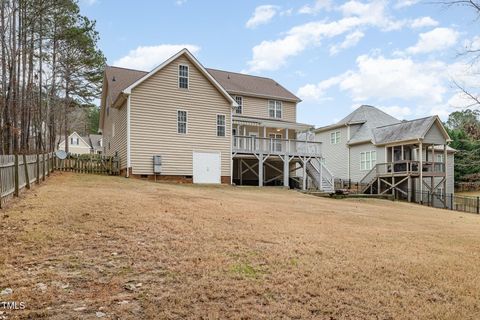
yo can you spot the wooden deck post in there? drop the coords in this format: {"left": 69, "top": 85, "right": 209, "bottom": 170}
{"left": 302, "top": 158, "right": 307, "bottom": 191}
{"left": 258, "top": 154, "right": 264, "bottom": 187}
{"left": 283, "top": 155, "right": 289, "bottom": 188}
{"left": 23, "top": 154, "right": 30, "bottom": 190}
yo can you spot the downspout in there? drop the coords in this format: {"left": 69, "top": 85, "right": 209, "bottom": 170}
{"left": 126, "top": 94, "right": 131, "bottom": 178}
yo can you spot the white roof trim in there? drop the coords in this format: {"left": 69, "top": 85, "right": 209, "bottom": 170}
{"left": 58, "top": 131, "right": 91, "bottom": 148}
{"left": 122, "top": 48, "right": 238, "bottom": 108}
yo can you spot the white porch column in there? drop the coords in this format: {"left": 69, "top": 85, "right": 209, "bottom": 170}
{"left": 283, "top": 156, "right": 289, "bottom": 188}
{"left": 444, "top": 144, "right": 448, "bottom": 196}
{"left": 419, "top": 142, "right": 423, "bottom": 198}
{"left": 258, "top": 155, "right": 264, "bottom": 187}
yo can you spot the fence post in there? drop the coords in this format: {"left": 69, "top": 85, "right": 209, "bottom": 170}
{"left": 23, "top": 154, "right": 30, "bottom": 190}
{"left": 36, "top": 153, "right": 40, "bottom": 184}
{"left": 14, "top": 154, "right": 19, "bottom": 197}
{"left": 477, "top": 197, "right": 479, "bottom": 214}
{"left": 42, "top": 153, "right": 46, "bottom": 181}
{"left": 46, "top": 153, "right": 50, "bottom": 177}
{"left": 450, "top": 193, "right": 454, "bottom": 211}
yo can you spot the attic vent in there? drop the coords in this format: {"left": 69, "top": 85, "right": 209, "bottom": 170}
{"left": 112, "top": 76, "right": 116, "bottom": 82}
{"left": 227, "top": 75, "right": 230, "bottom": 79}
{"left": 275, "top": 82, "right": 279, "bottom": 86}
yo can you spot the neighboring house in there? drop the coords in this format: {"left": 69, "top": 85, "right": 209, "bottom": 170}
{"left": 57, "top": 132, "right": 92, "bottom": 155}
{"left": 315, "top": 105, "right": 455, "bottom": 201}
{"left": 57, "top": 132, "right": 104, "bottom": 155}
{"left": 89, "top": 134, "right": 103, "bottom": 154}
{"left": 99, "top": 49, "right": 328, "bottom": 189}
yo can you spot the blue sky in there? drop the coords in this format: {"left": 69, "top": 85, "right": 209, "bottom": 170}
{"left": 80, "top": 0, "right": 480, "bottom": 126}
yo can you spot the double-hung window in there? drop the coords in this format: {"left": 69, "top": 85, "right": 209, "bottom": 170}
{"left": 330, "top": 131, "right": 340, "bottom": 144}
{"left": 70, "top": 137, "right": 79, "bottom": 145}
{"left": 360, "top": 151, "right": 376, "bottom": 171}
{"left": 217, "top": 114, "right": 226, "bottom": 137}
{"left": 179, "top": 65, "right": 189, "bottom": 89}
{"left": 234, "top": 96, "right": 243, "bottom": 114}
{"left": 268, "top": 100, "right": 282, "bottom": 119}
{"left": 177, "top": 110, "right": 187, "bottom": 134}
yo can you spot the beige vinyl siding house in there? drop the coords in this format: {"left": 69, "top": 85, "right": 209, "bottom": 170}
{"left": 99, "top": 49, "right": 236, "bottom": 183}
{"left": 99, "top": 49, "right": 326, "bottom": 189}
{"left": 129, "top": 55, "right": 232, "bottom": 178}
{"left": 57, "top": 132, "right": 92, "bottom": 155}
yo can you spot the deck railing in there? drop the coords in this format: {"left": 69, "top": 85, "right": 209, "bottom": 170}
{"left": 376, "top": 160, "right": 445, "bottom": 176}
{"left": 233, "top": 135, "right": 322, "bottom": 156}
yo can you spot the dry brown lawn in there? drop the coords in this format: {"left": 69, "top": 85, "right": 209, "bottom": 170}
{"left": 1, "top": 173, "right": 480, "bottom": 319}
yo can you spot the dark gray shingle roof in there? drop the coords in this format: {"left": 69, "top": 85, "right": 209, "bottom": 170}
{"left": 372, "top": 116, "right": 437, "bottom": 145}
{"left": 89, "top": 134, "right": 103, "bottom": 152}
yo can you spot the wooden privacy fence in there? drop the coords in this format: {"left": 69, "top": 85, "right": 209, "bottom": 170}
{"left": 55, "top": 153, "right": 119, "bottom": 175}
{"left": 0, "top": 152, "right": 54, "bottom": 207}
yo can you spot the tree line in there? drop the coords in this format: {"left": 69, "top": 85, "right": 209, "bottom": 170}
{"left": 0, "top": 0, "right": 104, "bottom": 155}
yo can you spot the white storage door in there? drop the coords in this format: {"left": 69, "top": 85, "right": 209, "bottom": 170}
{"left": 193, "top": 152, "right": 221, "bottom": 184}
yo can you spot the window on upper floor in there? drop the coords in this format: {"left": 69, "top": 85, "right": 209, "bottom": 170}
{"left": 330, "top": 131, "right": 340, "bottom": 144}
{"left": 177, "top": 110, "right": 187, "bottom": 134}
{"left": 234, "top": 96, "right": 243, "bottom": 114}
{"left": 179, "top": 65, "right": 189, "bottom": 89}
{"left": 217, "top": 114, "right": 226, "bottom": 137}
{"left": 361, "top": 151, "right": 376, "bottom": 171}
{"left": 436, "top": 154, "right": 444, "bottom": 163}
{"left": 70, "top": 137, "right": 79, "bottom": 145}
{"left": 268, "top": 100, "right": 282, "bottom": 119}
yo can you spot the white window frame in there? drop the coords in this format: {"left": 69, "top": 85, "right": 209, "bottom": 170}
{"left": 177, "top": 110, "right": 188, "bottom": 134}
{"left": 178, "top": 64, "right": 189, "bottom": 89}
{"left": 234, "top": 96, "right": 243, "bottom": 114}
{"left": 330, "top": 131, "right": 340, "bottom": 144}
{"left": 216, "top": 114, "right": 226, "bottom": 137}
{"left": 360, "top": 151, "right": 377, "bottom": 171}
{"left": 268, "top": 100, "right": 282, "bottom": 119}
{"left": 436, "top": 154, "right": 444, "bottom": 163}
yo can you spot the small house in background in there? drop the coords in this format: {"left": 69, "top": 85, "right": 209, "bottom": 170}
{"left": 57, "top": 131, "right": 103, "bottom": 155}
{"left": 89, "top": 134, "right": 103, "bottom": 154}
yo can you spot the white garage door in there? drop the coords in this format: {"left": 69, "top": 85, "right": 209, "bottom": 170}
{"left": 193, "top": 152, "right": 221, "bottom": 184}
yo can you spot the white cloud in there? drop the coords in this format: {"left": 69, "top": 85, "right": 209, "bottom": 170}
{"left": 298, "top": 0, "right": 332, "bottom": 15}
{"left": 406, "top": 27, "right": 459, "bottom": 55}
{"left": 246, "top": 1, "right": 404, "bottom": 72}
{"left": 113, "top": 44, "right": 200, "bottom": 70}
{"left": 83, "top": 0, "right": 97, "bottom": 5}
{"left": 340, "top": 55, "right": 447, "bottom": 103}
{"left": 410, "top": 17, "right": 439, "bottom": 28}
{"left": 329, "top": 30, "right": 365, "bottom": 55}
{"left": 379, "top": 106, "right": 412, "bottom": 119}
{"left": 246, "top": 5, "right": 279, "bottom": 29}
{"left": 298, "top": 54, "right": 448, "bottom": 105}
{"left": 395, "top": 0, "right": 420, "bottom": 8}
{"left": 175, "top": 0, "right": 187, "bottom": 5}
{"left": 297, "top": 75, "right": 345, "bottom": 101}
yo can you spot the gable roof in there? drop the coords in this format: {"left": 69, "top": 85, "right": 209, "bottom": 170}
{"left": 57, "top": 132, "right": 91, "bottom": 148}
{"left": 316, "top": 105, "right": 451, "bottom": 146}
{"left": 89, "top": 134, "right": 103, "bottom": 152}
{"left": 372, "top": 116, "right": 451, "bottom": 145}
{"left": 104, "top": 66, "right": 147, "bottom": 109}
{"left": 121, "top": 48, "right": 237, "bottom": 108}
{"left": 206, "top": 68, "right": 301, "bottom": 102}
{"left": 315, "top": 105, "right": 400, "bottom": 144}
